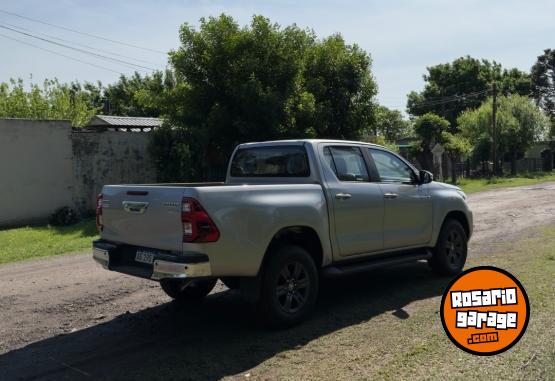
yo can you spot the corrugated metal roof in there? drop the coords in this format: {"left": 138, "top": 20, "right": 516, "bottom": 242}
{"left": 89, "top": 115, "right": 162, "bottom": 127}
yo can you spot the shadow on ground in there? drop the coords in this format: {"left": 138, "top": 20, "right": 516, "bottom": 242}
{"left": 0, "top": 262, "right": 451, "bottom": 381}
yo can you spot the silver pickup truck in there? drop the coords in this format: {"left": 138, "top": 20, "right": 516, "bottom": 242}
{"left": 93, "top": 139, "right": 472, "bottom": 326}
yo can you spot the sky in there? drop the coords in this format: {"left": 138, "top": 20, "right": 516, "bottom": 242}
{"left": 0, "top": 0, "right": 553, "bottom": 112}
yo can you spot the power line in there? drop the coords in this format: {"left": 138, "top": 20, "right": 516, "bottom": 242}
{"left": 410, "top": 89, "right": 490, "bottom": 109}
{"left": 418, "top": 90, "right": 489, "bottom": 105}
{"left": 0, "top": 31, "right": 123, "bottom": 74}
{"left": 0, "top": 24, "right": 157, "bottom": 71}
{"left": 380, "top": 89, "right": 491, "bottom": 111}
{"left": 0, "top": 9, "right": 166, "bottom": 54}
{"left": 1, "top": 21, "right": 162, "bottom": 66}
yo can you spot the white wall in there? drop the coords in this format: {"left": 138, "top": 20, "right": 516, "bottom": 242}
{"left": 0, "top": 119, "right": 74, "bottom": 227}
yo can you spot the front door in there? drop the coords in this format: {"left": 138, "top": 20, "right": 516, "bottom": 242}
{"left": 367, "top": 148, "right": 432, "bottom": 249}
{"left": 321, "top": 145, "right": 384, "bottom": 257}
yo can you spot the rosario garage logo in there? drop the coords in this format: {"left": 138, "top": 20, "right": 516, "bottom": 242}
{"left": 440, "top": 266, "right": 529, "bottom": 355}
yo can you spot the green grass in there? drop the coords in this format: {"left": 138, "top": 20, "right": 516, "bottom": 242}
{"left": 0, "top": 219, "right": 98, "bottom": 265}
{"left": 453, "top": 172, "right": 555, "bottom": 194}
{"left": 366, "top": 225, "right": 555, "bottom": 381}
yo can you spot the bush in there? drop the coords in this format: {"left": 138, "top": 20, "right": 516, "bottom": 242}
{"left": 49, "top": 206, "right": 79, "bottom": 226}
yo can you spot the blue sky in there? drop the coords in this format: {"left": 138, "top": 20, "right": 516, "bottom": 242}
{"left": 0, "top": 0, "right": 553, "bottom": 112}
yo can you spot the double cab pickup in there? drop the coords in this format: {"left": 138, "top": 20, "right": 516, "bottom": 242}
{"left": 93, "top": 139, "right": 472, "bottom": 326}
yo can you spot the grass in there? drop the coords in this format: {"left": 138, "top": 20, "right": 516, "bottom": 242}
{"left": 0, "top": 219, "right": 98, "bottom": 265}
{"left": 453, "top": 172, "right": 555, "bottom": 194}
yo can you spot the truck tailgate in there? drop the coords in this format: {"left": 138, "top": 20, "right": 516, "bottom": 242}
{"left": 101, "top": 185, "right": 184, "bottom": 252}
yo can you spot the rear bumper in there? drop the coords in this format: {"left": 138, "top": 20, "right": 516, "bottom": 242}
{"left": 92, "top": 240, "right": 212, "bottom": 281}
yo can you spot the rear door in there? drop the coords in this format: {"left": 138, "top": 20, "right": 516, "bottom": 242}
{"left": 320, "top": 144, "right": 384, "bottom": 257}
{"left": 101, "top": 185, "right": 184, "bottom": 252}
{"left": 366, "top": 148, "right": 432, "bottom": 249}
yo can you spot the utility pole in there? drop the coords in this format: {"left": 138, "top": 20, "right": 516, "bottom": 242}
{"left": 492, "top": 81, "right": 498, "bottom": 176}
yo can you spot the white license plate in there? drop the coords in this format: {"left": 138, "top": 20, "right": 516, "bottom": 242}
{"left": 135, "top": 250, "right": 155, "bottom": 264}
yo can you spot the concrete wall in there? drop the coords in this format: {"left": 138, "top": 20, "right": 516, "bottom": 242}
{"left": 0, "top": 118, "right": 156, "bottom": 228}
{"left": 72, "top": 131, "right": 156, "bottom": 213}
{"left": 0, "top": 119, "right": 74, "bottom": 227}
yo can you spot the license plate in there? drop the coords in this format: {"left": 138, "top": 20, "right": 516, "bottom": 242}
{"left": 135, "top": 250, "right": 155, "bottom": 264}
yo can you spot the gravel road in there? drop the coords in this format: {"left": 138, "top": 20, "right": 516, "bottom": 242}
{"left": 1, "top": 182, "right": 554, "bottom": 380}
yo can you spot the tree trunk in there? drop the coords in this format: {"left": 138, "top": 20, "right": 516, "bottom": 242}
{"left": 466, "top": 157, "right": 471, "bottom": 178}
{"left": 510, "top": 153, "right": 517, "bottom": 176}
{"left": 450, "top": 154, "right": 457, "bottom": 184}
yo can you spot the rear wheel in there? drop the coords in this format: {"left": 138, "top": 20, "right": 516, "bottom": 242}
{"left": 160, "top": 278, "right": 217, "bottom": 302}
{"left": 429, "top": 218, "right": 468, "bottom": 276}
{"left": 258, "top": 245, "right": 319, "bottom": 328}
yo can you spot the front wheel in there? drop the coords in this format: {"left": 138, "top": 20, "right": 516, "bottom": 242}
{"left": 160, "top": 278, "right": 217, "bottom": 302}
{"left": 429, "top": 218, "right": 468, "bottom": 276}
{"left": 258, "top": 245, "right": 319, "bottom": 328}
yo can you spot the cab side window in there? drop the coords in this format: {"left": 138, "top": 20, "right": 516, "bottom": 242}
{"left": 324, "top": 146, "right": 369, "bottom": 182}
{"left": 368, "top": 148, "right": 415, "bottom": 184}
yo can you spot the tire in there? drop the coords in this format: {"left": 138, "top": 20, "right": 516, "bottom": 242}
{"left": 429, "top": 218, "right": 468, "bottom": 276}
{"left": 160, "top": 278, "right": 217, "bottom": 302}
{"left": 258, "top": 245, "right": 319, "bottom": 328}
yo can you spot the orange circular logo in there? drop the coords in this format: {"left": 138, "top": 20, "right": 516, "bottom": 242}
{"left": 440, "top": 266, "right": 529, "bottom": 356}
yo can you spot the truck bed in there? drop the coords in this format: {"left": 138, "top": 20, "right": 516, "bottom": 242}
{"left": 100, "top": 182, "right": 331, "bottom": 275}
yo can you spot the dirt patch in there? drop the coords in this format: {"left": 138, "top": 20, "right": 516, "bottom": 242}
{"left": 467, "top": 181, "right": 555, "bottom": 254}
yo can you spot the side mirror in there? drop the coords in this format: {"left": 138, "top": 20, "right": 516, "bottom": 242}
{"left": 419, "top": 170, "right": 433, "bottom": 184}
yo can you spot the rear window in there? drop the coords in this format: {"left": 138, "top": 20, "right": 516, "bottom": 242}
{"left": 230, "top": 146, "right": 310, "bottom": 177}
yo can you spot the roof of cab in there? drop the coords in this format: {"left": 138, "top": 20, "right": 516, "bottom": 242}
{"left": 237, "top": 139, "right": 382, "bottom": 148}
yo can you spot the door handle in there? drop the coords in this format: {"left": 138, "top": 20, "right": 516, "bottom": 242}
{"left": 383, "top": 193, "right": 398, "bottom": 199}
{"left": 335, "top": 193, "right": 352, "bottom": 200}
{"left": 122, "top": 201, "right": 149, "bottom": 213}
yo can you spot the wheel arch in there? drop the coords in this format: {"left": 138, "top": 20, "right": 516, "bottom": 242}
{"left": 442, "top": 211, "right": 471, "bottom": 239}
{"left": 261, "top": 226, "right": 324, "bottom": 274}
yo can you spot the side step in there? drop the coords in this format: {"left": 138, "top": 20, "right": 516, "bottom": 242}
{"left": 322, "top": 250, "right": 433, "bottom": 278}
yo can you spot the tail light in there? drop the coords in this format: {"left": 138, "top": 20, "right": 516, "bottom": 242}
{"left": 182, "top": 197, "right": 220, "bottom": 243}
{"left": 96, "top": 193, "right": 103, "bottom": 232}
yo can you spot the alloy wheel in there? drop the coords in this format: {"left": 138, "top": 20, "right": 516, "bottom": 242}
{"left": 275, "top": 261, "right": 310, "bottom": 314}
{"left": 445, "top": 229, "right": 464, "bottom": 266}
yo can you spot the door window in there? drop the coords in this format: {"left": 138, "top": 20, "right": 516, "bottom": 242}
{"left": 324, "top": 146, "right": 369, "bottom": 182}
{"left": 368, "top": 148, "right": 416, "bottom": 184}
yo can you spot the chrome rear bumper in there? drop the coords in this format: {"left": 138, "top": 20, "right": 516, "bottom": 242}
{"left": 151, "top": 259, "right": 211, "bottom": 280}
{"left": 93, "top": 241, "right": 212, "bottom": 281}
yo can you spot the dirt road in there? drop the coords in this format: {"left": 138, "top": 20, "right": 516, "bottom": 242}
{"left": 1, "top": 182, "right": 554, "bottom": 380}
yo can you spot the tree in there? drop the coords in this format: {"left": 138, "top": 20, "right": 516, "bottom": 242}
{"left": 441, "top": 131, "right": 471, "bottom": 182}
{"left": 406, "top": 56, "right": 531, "bottom": 181}
{"left": 407, "top": 57, "right": 531, "bottom": 127}
{"left": 0, "top": 78, "right": 98, "bottom": 127}
{"left": 103, "top": 70, "right": 176, "bottom": 117}
{"left": 160, "top": 15, "right": 314, "bottom": 179}
{"left": 531, "top": 49, "right": 555, "bottom": 123}
{"left": 370, "top": 105, "right": 412, "bottom": 142}
{"left": 152, "top": 15, "right": 378, "bottom": 181}
{"left": 410, "top": 113, "right": 470, "bottom": 183}
{"left": 459, "top": 95, "right": 549, "bottom": 175}
{"left": 411, "top": 112, "right": 450, "bottom": 174}
{"left": 303, "top": 34, "right": 377, "bottom": 139}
